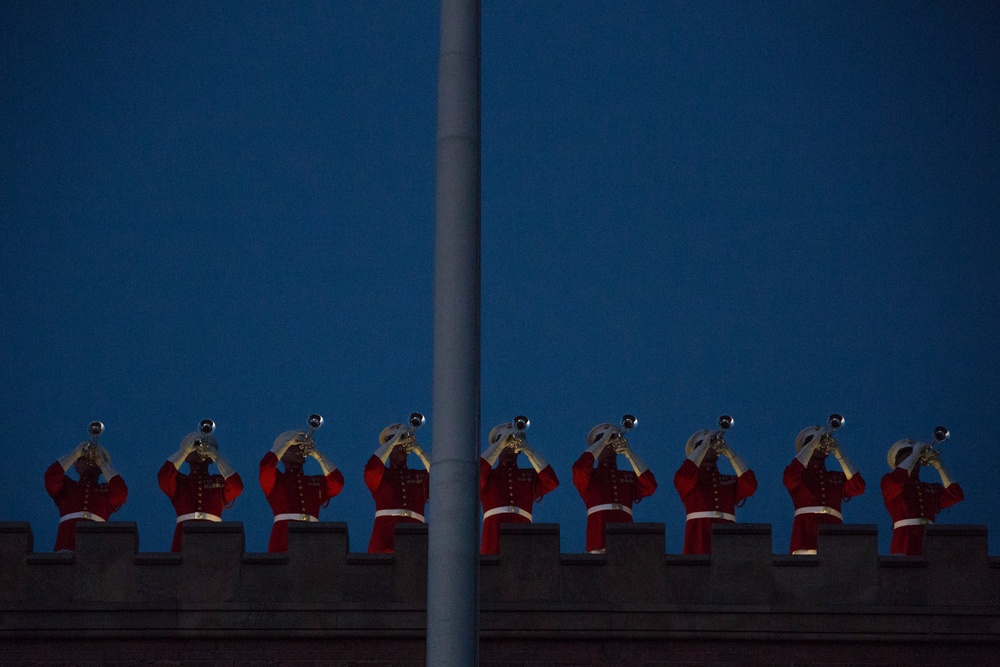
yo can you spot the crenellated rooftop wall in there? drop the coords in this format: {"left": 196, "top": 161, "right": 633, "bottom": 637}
{"left": 2, "top": 520, "right": 998, "bottom": 647}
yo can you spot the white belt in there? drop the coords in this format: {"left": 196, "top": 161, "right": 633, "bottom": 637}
{"left": 894, "top": 517, "right": 933, "bottom": 529}
{"left": 274, "top": 513, "right": 318, "bottom": 523}
{"left": 686, "top": 511, "right": 736, "bottom": 522}
{"left": 375, "top": 509, "right": 425, "bottom": 523}
{"left": 60, "top": 511, "right": 105, "bottom": 523}
{"left": 794, "top": 505, "right": 843, "bottom": 520}
{"left": 483, "top": 506, "right": 532, "bottom": 521}
{"left": 176, "top": 512, "right": 222, "bottom": 523}
{"left": 587, "top": 503, "right": 633, "bottom": 517}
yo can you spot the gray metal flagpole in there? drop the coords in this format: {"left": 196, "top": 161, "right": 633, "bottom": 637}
{"left": 427, "top": 0, "right": 481, "bottom": 664}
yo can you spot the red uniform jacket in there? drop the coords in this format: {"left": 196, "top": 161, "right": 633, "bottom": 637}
{"left": 881, "top": 467, "right": 964, "bottom": 555}
{"left": 157, "top": 462, "right": 244, "bottom": 552}
{"left": 784, "top": 458, "right": 866, "bottom": 553}
{"left": 572, "top": 452, "right": 657, "bottom": 553}
{"left": 674, "top": 459, "right": 757, "bottom": 554}
{"left": 479, "top": 458, "right": 559, "bottom": 554}
{"left": 259, "top": 452, "right": 345, "bottom": 552}
{"left": 44, "top": 461, "right": 128, "bottom": 551}
{"left": 364, "top": 455, "right": 429, "bottom": 553}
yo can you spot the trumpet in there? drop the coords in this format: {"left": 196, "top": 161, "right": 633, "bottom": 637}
{"left": 918, "top": 426, "right": 950, "bottom": 466}
{"left": 81, "top": 421, "right": 104, "bottom": 463}
{"left": 817, "top": 413, "right": 845, "bottom": 454}
{"left": 293, "top": 413, "right": 324, "bottom": 455}
{"left": 612, "top": 414, "right": 637, "bottom": 451}
{"left": 506, "top": 415, "right": 530, "bottom": 450}
{"left": 402, "top": 413, "right": 425, "bottom": 451}
{"left": 709, "top": 415, "right": 733, "bottom": 452}
{"left": 192, "top": 419, "right": 216, "bottom": 460}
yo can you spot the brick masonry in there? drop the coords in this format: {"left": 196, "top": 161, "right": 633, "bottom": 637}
{"left": 1, "top": 520, "right": 997, "bottom": 665}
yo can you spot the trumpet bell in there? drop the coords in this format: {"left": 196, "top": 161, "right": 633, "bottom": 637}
{"left": 828, "top": 414, "right": 845, "bottom": 430}
{"left": 933, "top": 426, "right": 950, "bottom": 442}
{"left": 309, "top": 414, "right": 324, "bottom": 429}
{"left": 199, "top": 419, "right": 216, "bottom": 434}
{"left": 409, "top": 413, "right": 425, "bottom": 429}
{"left": 514, "top": 415, "right": 530, "bottom": 431}
{"left": 718, "top": 415, "right": 734, "bottom": 430}
{"left": 89, "top": 421, "right": 104, "bottom": 436}
{"left": 621, "top": 414, "right": 637, "bottom": 430}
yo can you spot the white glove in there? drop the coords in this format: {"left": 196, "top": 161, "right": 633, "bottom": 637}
{"left": 410, "top": 444, "right": 431, "bottom": 471}
{"left": 898, "top": 445, "right": 927, "bottom": 474}
{"left": 795, "top": 438, "right": 821, "bottom": 466}
{"left": 58, "top": 442, "right": 88, "bottom": 471}
{"left": 482, "top": 437, "right": 508, "bottom": 466}
{"left": 271, "top": 433, "right": 300, "bottom": 459}
{"left": 620, "top": 444, "right": 649, "bottom": 476}
{"left": 586, "top": 439, "right": 607, "bottom": 460}
{"left": 830, "top": 446, "right": 858, "bottom": 479}
{"left": 309, "top": 447, "right": 337, "bottom": 476}
{"left": 930, "top": 458, "right": 955, "bottom": 487}
{"left": 520, "top": 443, "right": 548, "bottom": 473}
{"left": 687, "top": 438, "right": 713, "bottom": 467}
{"left": 214, "top": 453, "right": 237, "bottom": 479}
{"left": 167, "top": 439, "right": 198, "bottom": 469}
{"left": 374, "top": 441, "right": 395, "bottom": 463}
{"left": 721, "top": 446, "right": 749, "bottom": 476}
{"left": 96, "top": 446, "right": 118, "bottom": 480}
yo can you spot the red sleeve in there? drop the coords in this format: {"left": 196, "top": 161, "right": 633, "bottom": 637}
{"left": 364, "top": 455, "right": 386, "bottom": 492}
{"left": 259, "top": 452, "right": 279, "bottom": 496}
{"left": 534, "top": 465, "right": 560, "bottom": 499}
{"left": 783, "top": 459, "right": 804, "bottom": 491}
{"left": 881, "top": 468, "right": 908, "bottom": 503}
{"left": 323, "top": 469, "right": 345, "bottom": 499}
{"left": 45, "top": 461, "right": 67, "bottom": 499}
{"left": 107, "top": 475, "right": 128, "bottom": 512}
{"left": 158, "top": 461, "right": 178, "bottom": 498}
{"left": 572, "top": 452, "right": 595, "bottom": 495}
{"left": 635, "top": 469, "right": 657, "bottom": 500}
{"left": 673, "top": 459, "right": 698, "bottom": 496}
{"left": 223, "top": 473, "right": 243, "bottom": 504}
{"left": 480, "top": 458, "right": 492, "bottom": 493}
{"left": 940, "top": 482, "right": 964, "bottom": 510}
{"left": 736, "top": 470, "right": 757, "bottom": 501}
{"left": 844, "top": 472, "right": 866, "bottom": 498}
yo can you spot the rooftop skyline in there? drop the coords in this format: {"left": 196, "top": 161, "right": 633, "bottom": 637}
{"left": 2, "top": 1, "right": 997, "bottom": 554}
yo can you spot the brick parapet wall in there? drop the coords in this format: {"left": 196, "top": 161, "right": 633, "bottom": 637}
{"left": 1, "top": 520, "right": 998, "bottom": 658}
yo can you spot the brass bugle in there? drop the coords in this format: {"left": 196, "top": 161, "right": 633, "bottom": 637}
{"left": 83, "top": 421, "right": 104, "bottom": 462}
{"left": 919, "top": 426, "right": 950, "bottom": 465}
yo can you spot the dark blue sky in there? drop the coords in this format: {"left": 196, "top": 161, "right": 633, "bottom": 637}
{"left": 2, "top": 1, "right": 997, "bottom": 555}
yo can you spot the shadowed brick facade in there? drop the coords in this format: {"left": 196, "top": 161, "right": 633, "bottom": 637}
{"left": 1, "top": 521, "right": 997, "bottom": 665}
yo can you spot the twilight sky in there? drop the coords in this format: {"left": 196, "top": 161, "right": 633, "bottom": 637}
{"left": 2, "top": 1, "right": 998, "bottom": 555}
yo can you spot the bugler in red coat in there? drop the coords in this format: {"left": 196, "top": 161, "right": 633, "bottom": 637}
{"left": 260, "top": 414, "right": 344, "bottom": 553}
{"left": 158, "top": 420, "right": 243, "bottom": 552}
{"left": 480, "top": 417, "right": 559, "bottom": 555}
{"left": 674, "top": 416, "right": 756, "bottom": 555}
{"left": 784, "top": 415, "right": 865, "bottom": 554}
{"left": 45, "top": 424, "right": 127, "bottom": 551}
{"left": 365, "top": 414, "right": 430, "bottom": 554}
{"left": 573, "top": 416, "right": 657, "bottom": 554}
{"left": 882, "top": 429, "right": 964, "bottom": 556}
